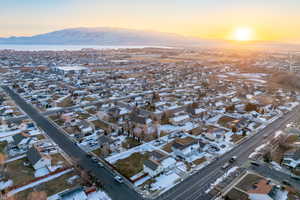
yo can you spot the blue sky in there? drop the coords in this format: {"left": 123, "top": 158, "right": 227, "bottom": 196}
{"left": 1, "top": 0, "right": 300, "bottom": 42}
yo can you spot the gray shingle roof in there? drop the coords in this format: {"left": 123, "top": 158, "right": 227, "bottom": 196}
{"left": 130, "top": 113, "right": 148, "bottom": 125}
{"left": 285, "top": 149, "right": 300, "bottom": 160}
{"left": 144, "top": 159, "right": 159, "bottom": 171}
{"left": 98, "top": 135, "right": 113, "bottom": 145}
{"left": 27, "top": 146, "right": 42, "bottom": 165}
{"left": 12, "top": 134, "right": 27, "bottom": 145}
{"left": 151, "top": 150, "right": 168, "bottom": 161}
{"left": 172, "top": 140, "right": 197, "bottom": 150}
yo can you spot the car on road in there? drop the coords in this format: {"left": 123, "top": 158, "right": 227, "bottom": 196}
{"left": 91, "top": 156, "right": 98, "bottom": 163}
{"left": 291, "top": 175, "right": 300, "bottom": 181}
{"left": 263, "top": 135, "right": 268, "bottom": 139}
{"left": 229, "top": 156, "right": 237, "bottom": 163}
{"left": 222, "top": 162, "right": 231, "bottom": 169}
{"left": 86, "top": 154, "right": 92, "bottom": 158}
{"left": 114, "top": 175, "right": 124, "bottom": 183}
{"left": 282, "top": 180, "right": 291, "bottom": 186}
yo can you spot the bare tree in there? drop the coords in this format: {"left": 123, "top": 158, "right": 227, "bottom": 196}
{"left": 27, "top": 191, "right": 47, "bottom": 200}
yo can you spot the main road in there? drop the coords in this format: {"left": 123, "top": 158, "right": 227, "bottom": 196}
{"left": 1, "top": 85, "right": 143, "bottom": 200}
{"left": 3, "top": 85, "right": 300, "bottom": 200}
{"left": 157, "top": 105, "right": 300, "bottom": 200}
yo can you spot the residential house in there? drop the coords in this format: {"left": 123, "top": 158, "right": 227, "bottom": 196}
{"left": 129, "top": 112, "right": 152, "bottom": 135}
{"left": 143, "top": 150, "right": 176, "bottom": 177}
{"left": 282, "top": 149, "right": 300, "bottom": 169}
{"left": 186, "top": 106, "right": 207, "bottom": 119}
{"left": 56, "top": 186, "right": 87, "bottom": 200}
{"left": 27, "top": 146, "right": 51, "bottom": 170}
{"left": 171, "top": 137, "right": 202, "bottom": 160}
{"left": 78, "top": 120, "right": 94, "bottom": 135}
{"left": 169, "top": 114, "right": 190, "bottom": 126}
{"left": 12, "top": 133, "right": 35, "bottom": 150}
{"left": 247, "top": 179, "right": 285, "bottom": 200}
{"left": 98, "top": 135, "right": 114, "bottom": 157}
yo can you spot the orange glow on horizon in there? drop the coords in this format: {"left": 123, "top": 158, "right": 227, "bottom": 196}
{"left": 232, "top": 27, "right": 253, "bottom": 41}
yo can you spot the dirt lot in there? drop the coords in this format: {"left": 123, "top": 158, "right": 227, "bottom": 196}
{"left": 6, "top": 158, "right": 35, "bottom": 186}
{"left": 14, "top": 171, "right": 80, "bottom": 200}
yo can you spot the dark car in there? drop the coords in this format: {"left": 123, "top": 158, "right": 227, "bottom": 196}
{"left": 250, "top": 161, "right": 260, "bottom": 166}
{"left": 282, "top": 180, "right": 291, "bottom": 186}
{"left": 229, "top": 156, "right": 237, "bottom": 163}
{"left": 291, "top": 175, "right": 300, "bottom": 181}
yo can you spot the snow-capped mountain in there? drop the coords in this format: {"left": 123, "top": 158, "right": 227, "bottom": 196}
{"left": 0, "top": 27, "right": 216, "bottom": 46}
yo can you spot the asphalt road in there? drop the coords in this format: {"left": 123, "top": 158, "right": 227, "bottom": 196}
{"left": 3, "top": 84, "right": 300, "bottom": 200}
{"left": 1, "top": 86, "right": 143, "bottom": 200}
{"left": 157, "top": 106, "right": 300, "bottom": 200}
{"left": 249, "top": 162, "right": 300, "bottom": 191}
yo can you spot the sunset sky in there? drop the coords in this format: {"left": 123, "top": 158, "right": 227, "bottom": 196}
{"left": 1, "top": 0, "right": 300, "bottom": 43}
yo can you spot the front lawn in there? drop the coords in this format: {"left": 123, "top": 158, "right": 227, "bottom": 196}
{"left": 114, "top": 152, "right": 149, "bottom": 178}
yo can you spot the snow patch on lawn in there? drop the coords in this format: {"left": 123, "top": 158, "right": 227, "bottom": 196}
{"left": 0, "top": 180, "right": 13, "bottom": 190}
{"left": 106, "top": 143, "right": 155, "bottom": 164}
{"left": 88, "top": 190, "right": 111, "bottom": 200}
{"left": 151, "top": 172, "right": 180, "bottom": 192}
{"left": 205, "top": 166, "right": 239, "bottom": 194}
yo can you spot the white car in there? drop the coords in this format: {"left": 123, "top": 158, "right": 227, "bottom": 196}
{"left": 114, "top": 176, "right": 123, "bottom": 183}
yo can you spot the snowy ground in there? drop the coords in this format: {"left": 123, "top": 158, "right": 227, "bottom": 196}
{"left": 34, "top": 167, "right": 50, "bottom": 177}
{"left": 106, "top": 143, "right": 155, "bottom": 164}
{"left": 0, "top": 128, "right": 23, "bottom": 138}
{"left": 205, "top": 166, "right": 239, "bottom": 194}
{"left": 150, "top": 172, "right": 181, "bottom": 192}
{"left": 87, "top": 190, "right": 111, "bottom": 200}
{"left": 0, "top": 180, "right": 13, "bottom": 190}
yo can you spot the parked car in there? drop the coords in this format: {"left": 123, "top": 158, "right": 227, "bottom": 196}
{"left": 98, "top": 162, "right": 104, "bottom": 167}
{"left": 114, "top": 176, "right": 123, "bottom": 183}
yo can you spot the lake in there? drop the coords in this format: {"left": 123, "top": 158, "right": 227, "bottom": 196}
{"left": 0, "top": 44, "right": 170, "bottom": 51}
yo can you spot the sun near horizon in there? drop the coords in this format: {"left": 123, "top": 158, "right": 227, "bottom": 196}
{"left": 233, "top": 27, "right": 253, "bottom": 41}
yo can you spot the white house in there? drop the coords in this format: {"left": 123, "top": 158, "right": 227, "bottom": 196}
{"left": 169, "top": 114, "right": 190, "bottom": 126}
{"left": 27, "top": 146, "right": 51, "bottom": 170}
{"left": 143, "top": 150, "right": 176, "bottom": 177}
{"left": 53, "top": 66, "right": 89, "bottom": 75}
{"left": 171, "top": 138, "right": 201, "bottom": 160}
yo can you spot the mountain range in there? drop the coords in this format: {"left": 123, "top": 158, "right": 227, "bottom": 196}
{"left": 0, "top": 27, "right": 218, "bottom": 46}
